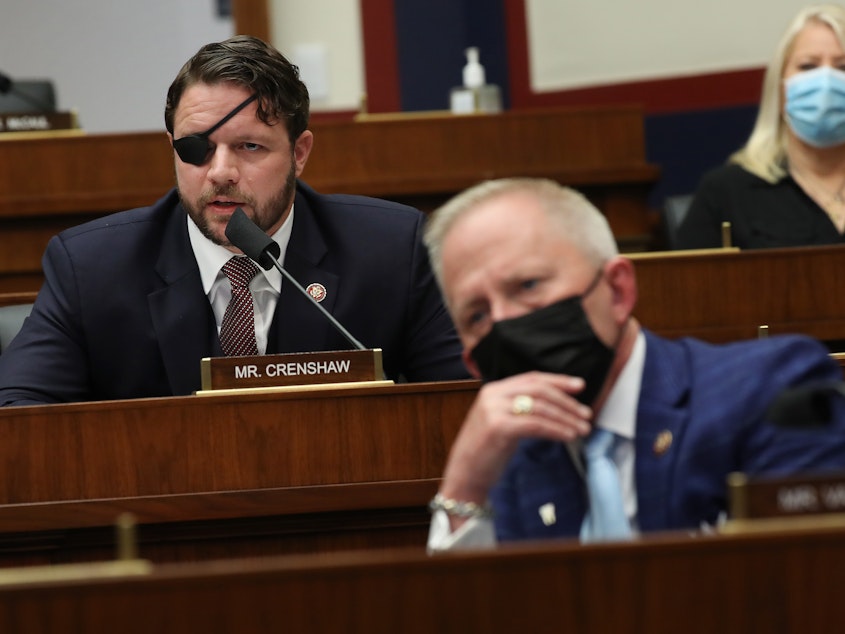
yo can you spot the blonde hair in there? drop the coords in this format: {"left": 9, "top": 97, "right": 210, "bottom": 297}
{"left": 423, "top": 178, "right": 618, "bottom": 287}
{"left": 732, "top": 4, "right": 845, "bottom": 182}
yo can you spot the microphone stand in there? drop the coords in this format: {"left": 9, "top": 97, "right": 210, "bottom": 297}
{"left": 224, "top": 207, "right": 366, "bottom": 351}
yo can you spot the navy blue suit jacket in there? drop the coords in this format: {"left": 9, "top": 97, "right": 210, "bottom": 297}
{"left": 491, "top": 330, "right": 845, "bottom": 540}
{"left": 0, "top": 182, "right": 468, "bottom": 405}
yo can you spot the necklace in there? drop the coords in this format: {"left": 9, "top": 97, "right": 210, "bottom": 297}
{"left": 791, "top": 167, "right": 845, "bottom": 203}
{"left": 831, "top": 182, "right": 845, "bottom": 204}
{"left": 789, "top": 167, "right": 845, "bottom": 229}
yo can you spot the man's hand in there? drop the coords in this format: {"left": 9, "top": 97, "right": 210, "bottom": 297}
{"left": 438, "top": 371, "right": 592, "bottom": 530}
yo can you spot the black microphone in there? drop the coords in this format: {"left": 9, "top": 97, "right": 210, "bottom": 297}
{"left": 766, "top": 381, "right": 845, "bottom": 428}
{"left": 0, "top": 71, "right": 55, "bottom": 113}
{"left": 224, "top": 207, "right": 366, "bottom": 351}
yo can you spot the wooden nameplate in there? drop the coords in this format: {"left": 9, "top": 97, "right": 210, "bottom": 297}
{"left": 721, "top": 470, "right": 845, "bottom": 534}
{"left": 199, "top": 348, "right": 387, "bottom": 392}
{"left": 0, "top": 111, "right": 81, "bottom": 136}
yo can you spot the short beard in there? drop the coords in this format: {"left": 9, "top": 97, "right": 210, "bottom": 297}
{"left": 180, "top": 160, "right": 298, "bottom": 247}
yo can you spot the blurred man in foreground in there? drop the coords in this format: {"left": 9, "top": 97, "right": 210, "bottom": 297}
{"left": 423, "top": 177, "right": 845, "bottom": 549}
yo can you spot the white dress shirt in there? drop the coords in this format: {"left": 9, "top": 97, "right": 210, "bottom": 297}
{"left": 187, "top": 207, "right": 294, "bottom": 354}
{"left": 427, "top": 331, "right": 646, "bottom": 551}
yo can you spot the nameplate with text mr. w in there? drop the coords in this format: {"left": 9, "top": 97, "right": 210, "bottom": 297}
{"left": 722, "top": 470, "right": 845, "bottom": 534}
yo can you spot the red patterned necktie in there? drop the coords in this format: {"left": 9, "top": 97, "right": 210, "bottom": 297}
{"left": 219, "top": 256, "right": 260, "bottom": 357}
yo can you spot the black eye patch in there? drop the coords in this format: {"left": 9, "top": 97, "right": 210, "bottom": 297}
{"left": 173, "top": 134, "right": 215, "bottom": 166}
{"left": 172, "top": 93, "right": 258, "bottom": 166}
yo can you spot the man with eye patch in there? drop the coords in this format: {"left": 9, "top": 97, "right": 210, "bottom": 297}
{"left": 0, "top": 36, "right": 468, "bottom": 406}
{"left": 423, "top": 177, "right": 845, "bottom": 550}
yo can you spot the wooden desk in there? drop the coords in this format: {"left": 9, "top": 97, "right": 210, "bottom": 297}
{"left": 0, "top": 292, "right": 35, "bottom": 308}
{"left": 0, "top": 526, "right": 843, "bottom": 633}
{"left": 8, "top": 243, "right": 845, "bottom": 344}
{"left": 632, "top": 244, "right": 845, "bottom": 345}
{"left": 0, "top": 380, "right": 478, "bottom": 567}
{"left": 308, "top": 107, "right": 659, "bottom": 247}
{"left": 0, "top": 105, "right": 658, "bottom": 292}
{"left": 0, "top": 132, "right": 172, "bottom": 292}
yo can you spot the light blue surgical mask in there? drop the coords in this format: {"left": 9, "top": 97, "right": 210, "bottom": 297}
{"left": 785, "top": 65, "right": 845, "bottom": 148}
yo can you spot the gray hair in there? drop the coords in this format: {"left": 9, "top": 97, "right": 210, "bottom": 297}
{"left": 423, "top": 178, "right": 618, "bottom": 286}
{"left": 732, "top": 4, "right": 845, "bottom": 182}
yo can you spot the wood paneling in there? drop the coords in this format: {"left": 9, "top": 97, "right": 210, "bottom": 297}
{"left": 232, "top": 0, "right": 269, "bottom": 41}
{"left": 0, "top": 132, "right": 173, "bottom": 292}
{"left": 1, "top": 525, "right": 844, "bottom": 633}
{"left": 7, "top": 243, "right": 845, "bottom": 350}
{"left": 0, "top": 292, "right": 36, "bottom": 308}
{"left": 0, "top": 106, "right": 658, "bottom": 292}
{"left": 0, "top": 380, "right": 479, "bottom": 566}
{"left": 308, "top": 107, "right": 656, "bottom": 197}
{"left": 6, "top": 243, "right": 845, "bottom": 351}
{"left": 0, "top": 133, "right": 173, "bottom": 218}
{"left": 632, "top": 245, "right": 845, "bottom": 345}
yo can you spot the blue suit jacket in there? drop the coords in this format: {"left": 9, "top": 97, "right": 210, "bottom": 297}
{"left": 491, "top": 330, "right": 845, "bottom": 540}
{"left": 0, "top": 182, "right": 468, "bottom": 405}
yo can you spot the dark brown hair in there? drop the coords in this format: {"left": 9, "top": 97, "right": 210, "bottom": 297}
{"left": 164, "top": 35, "right": 310, "bottom": 141}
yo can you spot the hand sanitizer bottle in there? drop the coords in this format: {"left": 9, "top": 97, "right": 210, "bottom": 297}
{"left": 450, "top": 47, "right": 502, "bottom": 114}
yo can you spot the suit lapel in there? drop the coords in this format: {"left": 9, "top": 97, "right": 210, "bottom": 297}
{"left": 148, "top": 206, "right": 217, "bottom": 395}
{"left": 508, "top": 440, "right": 588, "bottom": 538}
{"left": 268, "top": 192, "right": 341, "bottom": 353}
{"left": 634, "top": 331, "right": 691, "bottom": 532}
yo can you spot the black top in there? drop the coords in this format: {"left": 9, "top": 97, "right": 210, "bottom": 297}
{"left": 676, "top": 163, "right": 845, "bottom": 250}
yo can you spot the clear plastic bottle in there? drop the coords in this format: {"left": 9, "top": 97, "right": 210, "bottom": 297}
{"left": 450, "top": 47, "right": 502, "bottom": 114}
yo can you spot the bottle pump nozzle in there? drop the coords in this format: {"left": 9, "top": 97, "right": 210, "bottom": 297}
{"left": 463, "top": 47, "right": 486, "bottom": 89}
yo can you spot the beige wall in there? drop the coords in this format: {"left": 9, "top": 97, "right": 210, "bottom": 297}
{"left": 526, "top": 0, "right": 816, "bottom": 91}
{"left": 266, "top": 0, "right": 819, "bottom": 108}
{"left": 0, "top": 0, "right": 233, "bottom": 133}
{"left": 269, "top": 0, "right": 365, "bottom": 112}
{"left": 0, "top": 0, "right": 831, "bottom": 132}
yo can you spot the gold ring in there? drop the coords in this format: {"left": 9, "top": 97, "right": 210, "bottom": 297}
{"left": 512, "top": 394, "right": 534, "bottom": 415}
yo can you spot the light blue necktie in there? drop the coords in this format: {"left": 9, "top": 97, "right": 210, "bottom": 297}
{"left": 580, "top": 428, "right": 632, "bottom": 542}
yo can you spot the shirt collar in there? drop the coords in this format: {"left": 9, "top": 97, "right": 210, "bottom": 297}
{"left": 187, "top": 205, "right": 294, "bottom": 294}
{"left": 594, "top": 329, "right": 645, "bottom": 440}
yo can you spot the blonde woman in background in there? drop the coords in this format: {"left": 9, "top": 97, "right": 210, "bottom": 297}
{"left": 678, "top": 4, "right": 845, "bottom": 249}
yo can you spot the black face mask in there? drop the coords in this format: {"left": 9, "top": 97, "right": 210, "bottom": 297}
{"left": 469, "top": 271, "right": 615, "bottom": 405}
